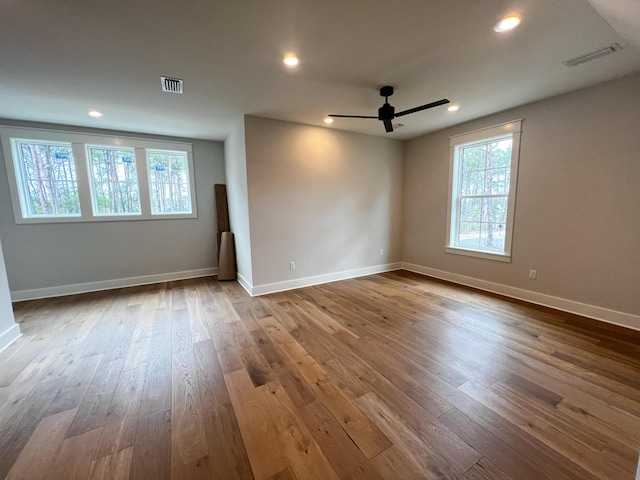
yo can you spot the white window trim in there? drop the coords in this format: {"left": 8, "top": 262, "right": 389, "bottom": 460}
{"left": 1, "top": 126, "right": 197, "bottom": 224}
{"left": 445, "top": 119, "right": 522, "bottom": 262}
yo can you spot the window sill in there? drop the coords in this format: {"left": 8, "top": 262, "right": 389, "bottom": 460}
{"left": 13, "top": 213, "right": 197, "bottom": 225}
{"left": 444, "top": 246, "right": 511, "bottom": 263}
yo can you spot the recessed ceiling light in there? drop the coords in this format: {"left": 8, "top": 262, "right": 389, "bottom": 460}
{"left": 324, "top": 117, "right": 334, "bottom": 124}
{"left": 88, "top": 110, "right": 103, "bottom": 117}
{"left": 494, "top": 15, "right": 521, "bottom": 32}
{"left": 283, "top": 54, "right": 299, "bottom": 67}
{"left": 447, "top": 104, "right": 460, "bottom": 112}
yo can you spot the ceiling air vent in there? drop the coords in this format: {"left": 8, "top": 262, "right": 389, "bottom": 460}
{"left": 562, "top": 43, "right": 622, "bottom": 67}
{"left": 161, "top": 76, "right": 184, "bottom": 94}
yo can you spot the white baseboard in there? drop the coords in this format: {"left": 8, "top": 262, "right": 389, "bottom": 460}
{"left": 236, "top": 272, "right": 253, "bottom": 296}
{"left": 0, "top": 323, "right": 21, "bottom": 353}
{"left": 250, "top": 263, "right": 402, "bottom": 297}
{"left": 11, "top": 268, "right": 218, "bottom": 302}
{"left": 402, "top": 262, "right": 640, "bottom": 332}
{"left": 12, "top": 261, "right": 637, "bottom": 332}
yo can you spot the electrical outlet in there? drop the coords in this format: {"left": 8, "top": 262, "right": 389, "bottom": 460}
{"left": 289, "top": 261, "right": 296, "bottom": 270}
{"left": 379, "top": 249, "right": 384, "bottom": 256}
{"left": 529, "top": 269, "right": 537, "bottom": 279}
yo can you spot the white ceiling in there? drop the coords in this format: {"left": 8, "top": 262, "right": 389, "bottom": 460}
{"left": 1, "top": 0, "right": 639, "bottom": 141}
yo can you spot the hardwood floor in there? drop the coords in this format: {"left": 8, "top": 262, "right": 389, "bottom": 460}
{"left": 1, "top": 271, "right": 639, "bottom": 479}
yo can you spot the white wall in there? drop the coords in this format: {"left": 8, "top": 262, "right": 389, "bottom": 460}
{"left": 224, "top": 118, "right": 254, "bottom": 287}
{"left": 0, "top": 237, "right": 20, "bottom": 352}
{"left": 0, "top": 120, "right": 225, "bottom": 299}
{"left": 403, "top": 73, "right": 640, "bottom": 323}
{"left": 244, "top": 116, "right": 404, "bottom": 291}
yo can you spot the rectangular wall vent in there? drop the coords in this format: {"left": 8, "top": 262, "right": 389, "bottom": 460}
{"left": 562, "top": 43, "right": 622, "bottom": 67}
{"left": 161, "top": 76, "right": 184, "bottom": 94}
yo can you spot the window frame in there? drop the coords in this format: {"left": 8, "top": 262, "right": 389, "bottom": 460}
{"left": 146, "top": 148, "right": 194, "bottom": 216}
{"left": 1, "top": 126, "right": 197, "bottom": 224}
{"left": 445, "top": 120, "right": 522, "bottom": 262}
{"left": 6, "top": 137, "right": 82, "bottom": 220}
{"left": 86, "top": 144, "right": 142, "bottom": 217}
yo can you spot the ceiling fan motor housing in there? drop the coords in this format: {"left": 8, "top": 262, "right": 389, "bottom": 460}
{"left": 378, "top": 103, "right": 395, "bottom": 120}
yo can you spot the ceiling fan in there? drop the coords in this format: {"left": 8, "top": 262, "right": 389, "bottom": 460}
{"left": 329, "top": 86, "right": 449, "bottom": 133}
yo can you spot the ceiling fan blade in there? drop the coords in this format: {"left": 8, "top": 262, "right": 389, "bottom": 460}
{"left": 328, "top": 114, "right": 378, "bottom": 119}
{"left": 383, "top": 118, "right": 393, "bottom": 133}
{"left": 394, "top": 99, "right": 450, "bottom": 117}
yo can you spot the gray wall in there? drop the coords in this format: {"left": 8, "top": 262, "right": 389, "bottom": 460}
{"left": 224, "top": 119, "right": 254, "bottom": 285}
{"left": 0, "top": 237, "right": 18, "bottom": 348}
{"left": 0, "top": 120, "right": 225, "bottom": 293}
{"left": 403, "top": 73, "right": 640, "bottom": 316}
{"left": 244, "top": 116, "right": 404, "bottom": 288}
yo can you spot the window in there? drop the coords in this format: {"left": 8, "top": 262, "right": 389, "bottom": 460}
{"left": 1, "top": 127, "right": 197, "bottom": 223}
{"left": 446, "top": 120, "right": 522, "bottom": 261}
{"left": 147, "top": 150, "right": 192, "bottom": 215}
{"left": 88, "top": 146, "right": 141, "bottom": 215}
{"left": 9, "top": 139, "right": 81, "bottom": 219}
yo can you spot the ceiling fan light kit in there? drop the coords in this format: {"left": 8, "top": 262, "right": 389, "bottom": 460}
{"left": 328, "top": 86, "right": 449, "bottom": 133}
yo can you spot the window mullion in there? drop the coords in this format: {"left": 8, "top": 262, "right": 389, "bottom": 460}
{"left": 72, "top": 142, "right": 92, "bottom": 219}
{"left": 137, "top": 148, "right": 152, "bottom": 217}
{"left": 458, "top": 194, "right": 508, "bottom": 200}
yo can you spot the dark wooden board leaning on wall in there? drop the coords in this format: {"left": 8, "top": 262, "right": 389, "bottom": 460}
{"left": 215, "top": 184, "right": 236, "bottom": 280}
{"left": 214, "top": 184, "right": 230, "bottom": 256}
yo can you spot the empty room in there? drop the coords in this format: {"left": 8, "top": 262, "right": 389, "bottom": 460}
{"left": 0, "top": 1, "right": 639, "bottom": 479}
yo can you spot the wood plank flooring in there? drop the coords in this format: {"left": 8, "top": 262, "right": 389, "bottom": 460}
{"left": 1, "top": 271, "right": 639, "bottom": 479}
